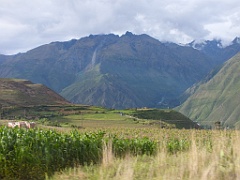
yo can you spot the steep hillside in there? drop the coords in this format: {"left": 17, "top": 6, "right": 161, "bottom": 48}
{"left": 177, "top": 53, "right": 240, "bottom": 128}
{"left": 0, "top": 32, "right": 231, "bottom": 109}
{"left": 0, "top": 78, "right": 70, "bottom": 106}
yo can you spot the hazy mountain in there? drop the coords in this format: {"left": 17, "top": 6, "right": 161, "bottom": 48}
{"left": 177, "top": 53, "right": 240, "bottom": 128}
{"left": 188, "top": 37, "right": 240, "bottom": 65}
{"left": 0, "top": 32, "right": 238, "bottom": 109}
{"left": 0, "top": 78, "right": 70, "bottom": 106}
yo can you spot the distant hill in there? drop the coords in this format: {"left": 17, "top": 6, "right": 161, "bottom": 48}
{"left": 177, "top": 53, "right": 240, "bottom": 128}
{"left": 0, "top": 32, "right": 239, "bottom": 109}
{"left": 0, "top": 78, "right": 70, "bottom": 106}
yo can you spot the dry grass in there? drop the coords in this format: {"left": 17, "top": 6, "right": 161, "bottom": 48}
{"left": 50, "top": 129, "right": 240, "bottom": 180}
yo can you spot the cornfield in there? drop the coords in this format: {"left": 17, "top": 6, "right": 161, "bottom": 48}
{"left": 0, "top": 126, "right": 156, "bottom": 180}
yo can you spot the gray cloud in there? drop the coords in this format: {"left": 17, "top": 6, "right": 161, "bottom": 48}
{"left": 0, "top": 0, "right": 240, "bottom": 54}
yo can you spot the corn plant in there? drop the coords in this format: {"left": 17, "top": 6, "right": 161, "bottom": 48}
{"left": 112, "top": 136, "right": 157, "bottom": 157}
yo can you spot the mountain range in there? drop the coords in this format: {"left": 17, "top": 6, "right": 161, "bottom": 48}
{"left": 0, "top": 32, "right": 239, "bottom": 109}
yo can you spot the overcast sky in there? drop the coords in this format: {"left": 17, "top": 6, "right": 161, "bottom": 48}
{"left": 1, "top": 0, "right": 240, "bottom": 55}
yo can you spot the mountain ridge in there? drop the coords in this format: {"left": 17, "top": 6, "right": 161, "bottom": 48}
{"left": 0, "top": 32, "right": 239, "bottom": 109}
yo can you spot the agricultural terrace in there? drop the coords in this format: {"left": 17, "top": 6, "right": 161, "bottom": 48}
{"left": 0, "top": 105, "right": 198, "bottom": 129}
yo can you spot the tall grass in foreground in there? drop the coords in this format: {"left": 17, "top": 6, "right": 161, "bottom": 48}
{"left": 50, "top": 130, "right": 240, "bottom": 180}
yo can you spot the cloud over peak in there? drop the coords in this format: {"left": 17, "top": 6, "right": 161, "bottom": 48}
{"left": 0, "top": 0, "right": 239, "bottom": 54}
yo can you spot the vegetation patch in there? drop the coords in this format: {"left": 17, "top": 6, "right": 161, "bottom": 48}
{"left": 0, "top": 126, "right": 157, "bottom": 180}
{"left": 132, "top": 109, "right": 198, "bottom": 129}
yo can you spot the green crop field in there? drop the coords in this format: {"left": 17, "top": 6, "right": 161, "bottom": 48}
{"left": 1, "top": 105, "right": 236, "bottom": 179}
{"left": 1, "top": 125, "right": 239, "bottom": 180}
{"left": 0, "top": 126, "right": 156, "bottom": 179}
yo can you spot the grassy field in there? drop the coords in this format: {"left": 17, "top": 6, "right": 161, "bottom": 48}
{"left": 49, "top": 129, "right": 240, "bottom": 180}
{"left": 0, "top": 105, "right": 198, "bottom": 130}
{"left": 1, "top": 120, "right": 240, "bottom": 180}
{"left": 1, "top": 105, "right": 234, "bottom": 179}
